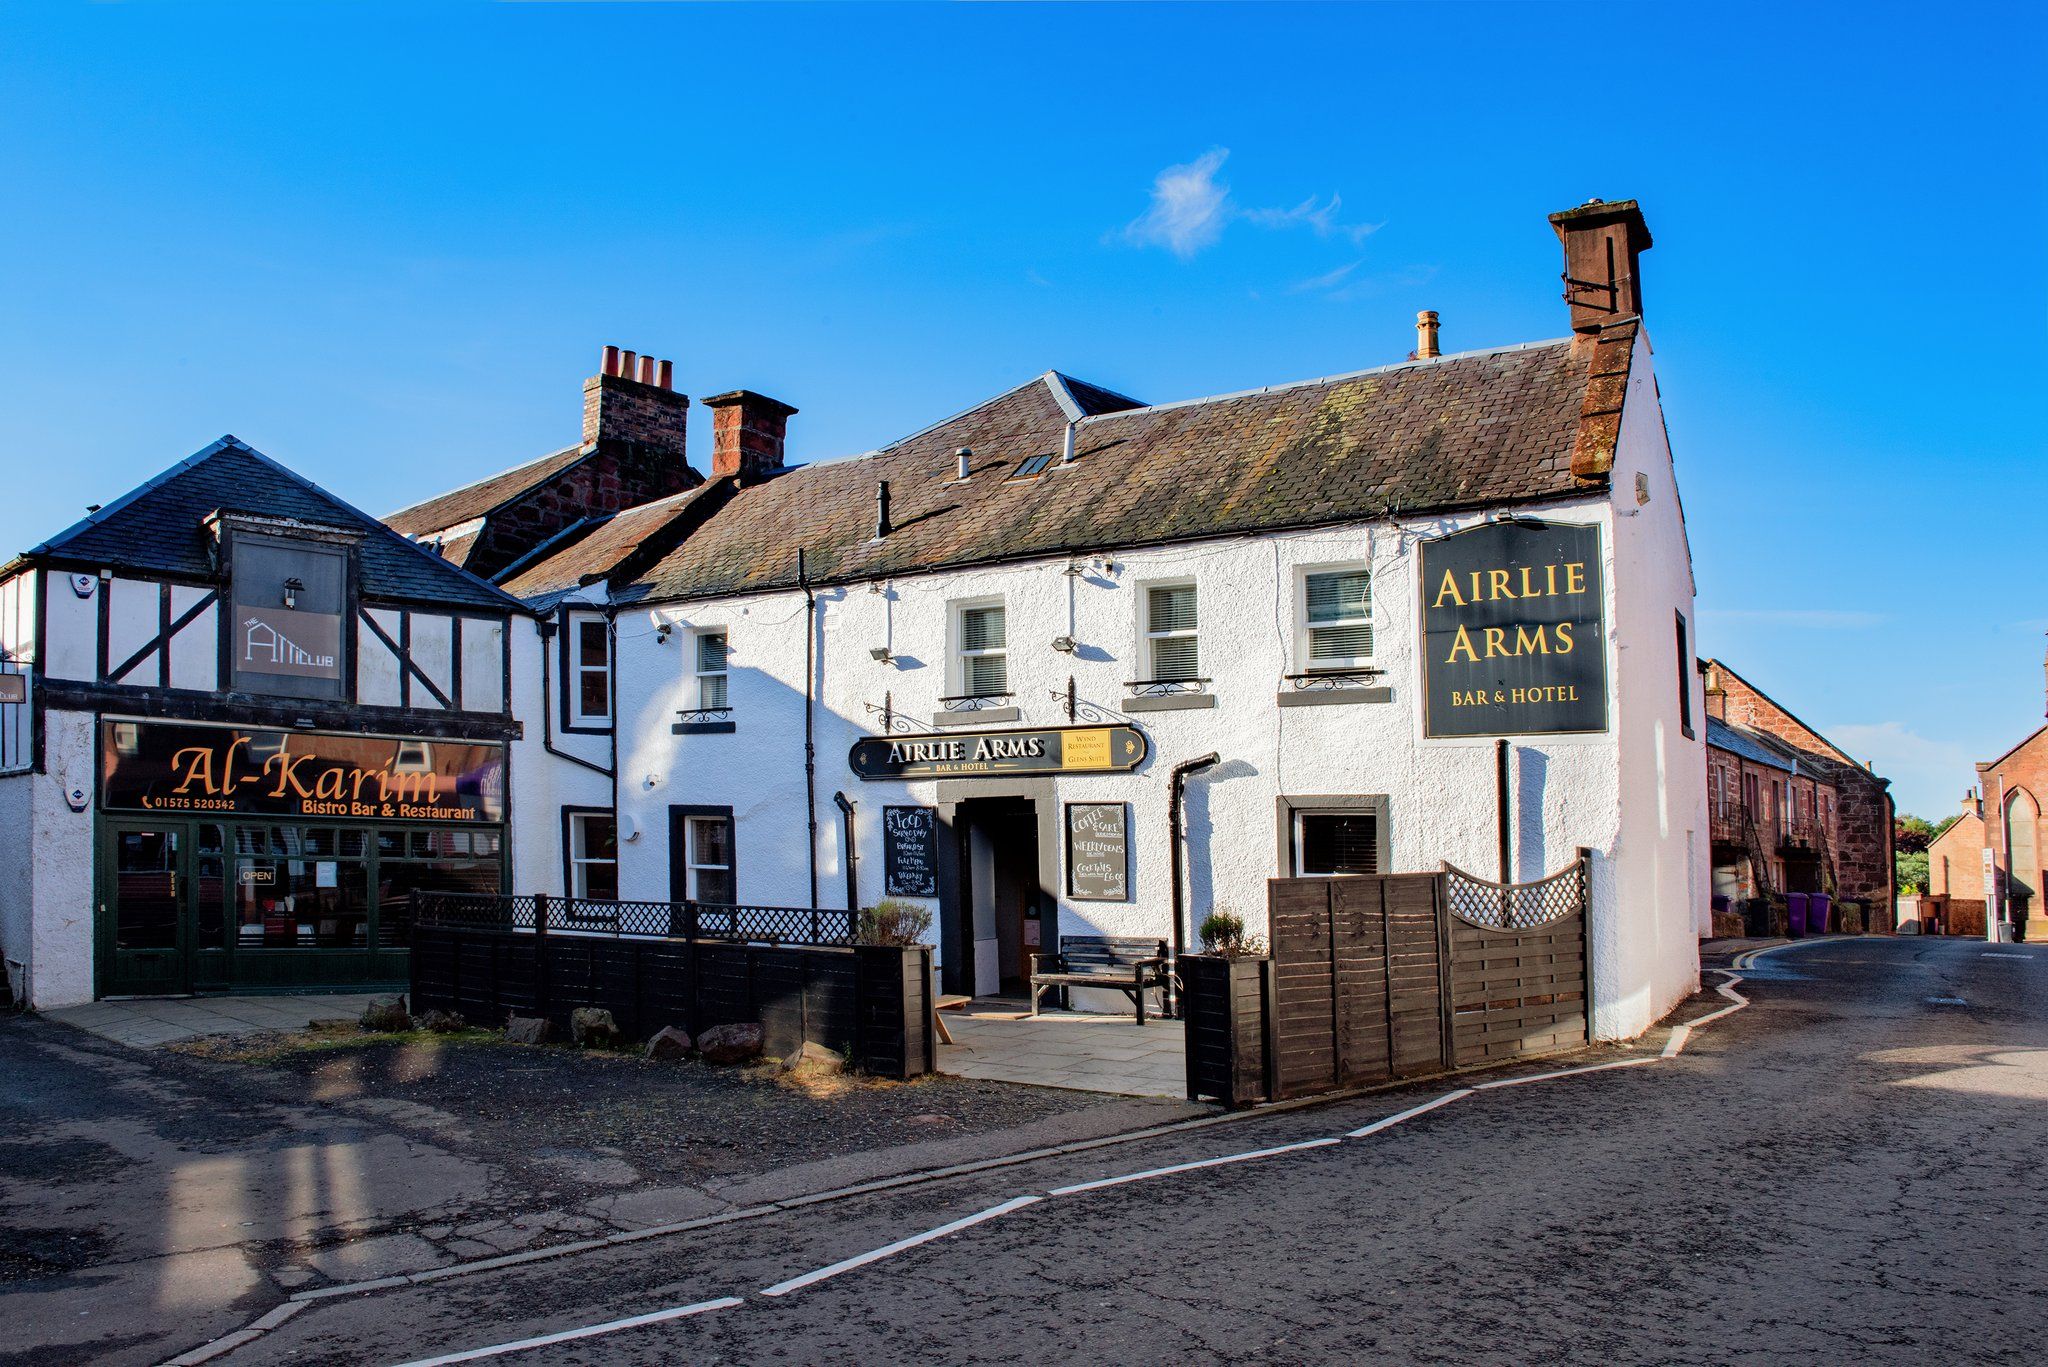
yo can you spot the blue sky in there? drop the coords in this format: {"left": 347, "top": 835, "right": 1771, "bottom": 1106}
{"left": 1, "top": 2, "right": 2041, "bottom": 816}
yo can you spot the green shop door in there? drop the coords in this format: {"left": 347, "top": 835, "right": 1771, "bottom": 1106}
{"left": 99, "top": 821, "right": 193, "bottom": 997}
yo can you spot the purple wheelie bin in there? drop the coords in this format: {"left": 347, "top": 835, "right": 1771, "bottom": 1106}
{"left": 1787, "top": 892, "right": 1809, "bottom": 938}
{"left": 1808, "top": 893, "right": 1831, "bottom": 934}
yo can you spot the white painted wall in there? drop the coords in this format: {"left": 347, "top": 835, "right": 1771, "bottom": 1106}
{"left": 1601, "top": 328, "right": 1708, "bottom": 1037}
{"left": 44, "top": 573, "right": 97, "bottom": 681}
{"left": 507, "top": 607, "right": 611, "bottom": 897}
{"left": 0, "top": 569, "right": 37, "bottom": 775}
{"left": 0, "top": 709, "right": 97, "bottom": 1007}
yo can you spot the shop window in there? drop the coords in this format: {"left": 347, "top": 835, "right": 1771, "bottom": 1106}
{"left": 568, "top": 812, "right": 619, "bottom": 900}
{"left": 1145, "top": 584, "right": 1200, "bottom": 682}
{"left": 570, "top": 613, "right": 611, "bottom": 725}
{"left": 233, "top": 826, "right": 370, "bottom": 951}
{"left": 955, "top": 601, "right": 1008, "bottom": 697}
{"left": 1301, "top": 568, "right": 1372, "bottom": 670}
{"left": 695, "top": 630, "right": 730, "bottom": 711}
{"left": 1293, "top": 810, "right": 1381, "bottom": 876}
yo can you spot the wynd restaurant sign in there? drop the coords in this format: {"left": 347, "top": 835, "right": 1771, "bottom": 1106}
{"left": 1419, "top": 519, "right": 1608, "bottom": 737}
{"left": 100, "top": 720, "right": 505, "bottom": 822}
{"left": 850, "top": 725, "right": 1148, "bottom": 781}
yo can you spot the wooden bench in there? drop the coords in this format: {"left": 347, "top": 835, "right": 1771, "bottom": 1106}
{"left": 1029, "top": 936, "right": 1170, "bottom": 1023}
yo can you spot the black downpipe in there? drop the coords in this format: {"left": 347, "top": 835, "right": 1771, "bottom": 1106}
{"left": 833, "top": 791, "right": 859, "bottom": 921}
{"left": 800, "top": 550, "right": 819, "bottom": 910}
{"left": 536, "top": 618, "right": 614, "bottom": 780}
{"left": 1167, "top": 751, "right": 1221, "bottom": 1018}
{"left": 1496, "top": 738, "right": 1512, "bottom": 884}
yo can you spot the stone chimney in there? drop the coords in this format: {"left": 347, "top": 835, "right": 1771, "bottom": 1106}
{"left": 584, "top": 345, "right": 689, "bottom": 460}
{"left": 1411, "top": 309, "right": 1441, "bottom": 360}
{"left": 703, "top": 390, "right": 797, "bottom": 484}
{"left": 1549, "top": 199, "right": 1653, "bottom": 333}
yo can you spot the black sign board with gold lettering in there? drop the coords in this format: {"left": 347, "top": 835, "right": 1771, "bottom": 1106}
{"left": 1419, "top": 519, "right": 1607, "bottom": 737}
{"left": 849, "top": 725, "right": 1148, "bottom": 781}
{"left": 1065, "top": 802, "right": 1130, "bottom": 902}
{"left": 99, "top": 719, "right": 505, "bottom": 822}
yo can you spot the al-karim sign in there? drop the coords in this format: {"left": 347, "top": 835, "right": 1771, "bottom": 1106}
{"left": 99, "top": 720, "right": 504, "bottom": 822}
{"left": 850, "top": 725, "right": 1148, "bottom": 781}
{"left": 1419, "top": 519, "right": 1608, "bottom": 737}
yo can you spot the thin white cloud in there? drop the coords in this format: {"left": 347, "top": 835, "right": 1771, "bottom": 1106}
{"left": 1289, "top": 260, "right": 1364, "bottom": 294}
{"left": 1699, "top": 608, "right": 1891, "bottom": 630}
{"left": 1121, "top": 148, "right": 1233, "bottom": 259}
{"left": 1121, "top": 150, "right": 1383, "bottom": 259}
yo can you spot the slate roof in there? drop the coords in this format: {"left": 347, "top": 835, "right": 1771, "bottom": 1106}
{"left": 498, "top": 481, "right": 728, "bottom": 611}
{"left": 25, "top": 436, "right": 524, "bottom": 612}
{"left": 1706, "top": 718, "right": 1799, "bottom": 774}
{"left": 617, "top": 329, "right": 1625, "bottom": 606}
{"left": 385, "top": 444, "right": 588, "bottom": 537}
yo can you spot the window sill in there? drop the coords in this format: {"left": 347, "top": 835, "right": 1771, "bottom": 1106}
{"left": 1276, "top": 686, "right": 1393, "bottom": 708}
{"left": 1125, "top": 693, "right": 1216, "bottom": 713}
{"left": 672, "top": 720, "right": 737, "bottom": 735}
{"left": 931, "top": 706, "right": 1020, "bottom": 727}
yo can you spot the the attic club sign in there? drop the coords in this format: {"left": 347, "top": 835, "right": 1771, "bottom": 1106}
{"left": 99, "top": 720, "right": 504, "bottom": 821}
{"left": 850, "top": 725, "right": 1148, "bottom": 780}
{"left": 1419, "top": 519, "right": 1608, "bottom": 737}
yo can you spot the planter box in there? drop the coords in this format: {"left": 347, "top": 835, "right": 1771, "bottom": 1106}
{"left": 1178, "top": 954, "right": 1270, "bottom": 1107}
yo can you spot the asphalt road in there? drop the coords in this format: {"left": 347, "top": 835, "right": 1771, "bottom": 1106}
{"left": 14, "top": 937, "right": 2048, "bottom": 1365}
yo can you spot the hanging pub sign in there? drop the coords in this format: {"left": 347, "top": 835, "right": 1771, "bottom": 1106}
{"left": 882, "top": 806, "right": 939, "bottom": 898}
{"left": 1419, "top": 519, "right": 1608, "bottom": 737}
{"left": 1066, "top": 802, "right": 1130, "bottom": 902}
{"left": 99, "top": 719, "right": 505, "bottom": 822}
{"left": 849, "top": 724, "right": 1148, "bottom": 781}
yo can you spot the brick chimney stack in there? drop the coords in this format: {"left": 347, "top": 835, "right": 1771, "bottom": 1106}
{"left": 703, "top": 390, "right": 797, "bottom": 484}
{"left": 1549, "top": 198, "right": 1653, "bottom": 333}
{"left": 584, "top": 345, "right": 689, "bottom": 460}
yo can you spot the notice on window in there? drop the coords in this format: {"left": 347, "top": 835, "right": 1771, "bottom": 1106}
{"left": 1066, "top": 802, "right": 1130, "bottom": 902}
{"left": 883, "top": 806, "right": 939, "bottom": 898}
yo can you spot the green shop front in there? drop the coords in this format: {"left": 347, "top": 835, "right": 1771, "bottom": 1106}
{"left": 96, "top": 718, "right": 506, "bottom": 997}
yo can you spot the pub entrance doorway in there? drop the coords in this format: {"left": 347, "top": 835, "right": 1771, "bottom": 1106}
{"left": 99, "top": 820, "right": 198, "bottom": 997}
{"left": 955, "top": 797, "right": 1043, "bottom": 998}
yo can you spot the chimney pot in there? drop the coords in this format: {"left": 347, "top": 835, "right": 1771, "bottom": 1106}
{"left": 601, "top": 344, "right": 621, "bottom": 377}
{"left": 875, "top": 479, "right": 892, "bottom": 539}
{"left": 704, "top": 389, "right": 798, "bottom": 484}
{"left": 1413, "top": 309, "right": 1441, "bottom": 360}
{"left": 1548, "top": 198, "right": 1653, "bottom": 333}
{"left": 956, "top": 447, "right": 972, "bottom": 481}
{"left": 1060, "top": 424, "right": 1077, "bottom": 466}
{"left": 656, "top": 358, "right": 673, "bottom": 391}
{"left": 638, "top": 355, "right": 655, "bottom": 385}
{"left": 619, "top": 349, "right": 638, "bottom": 382}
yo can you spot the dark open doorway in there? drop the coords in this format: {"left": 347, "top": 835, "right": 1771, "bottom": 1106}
{"left": 955, "top": 797, "right": 1043, "bottom": 998}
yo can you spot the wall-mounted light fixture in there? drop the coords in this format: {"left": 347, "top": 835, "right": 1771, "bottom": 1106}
{"left": 282, "top": 576, "right": 305, "bottom": 610}
{"left": 655, "top": 622, "right": 672, "bottom": 644}
{"left": 1051, "top": 635, "right": 1077, "bottom": 654}
{"left": 869, "top": 646, "right": 895, "bottom": 664}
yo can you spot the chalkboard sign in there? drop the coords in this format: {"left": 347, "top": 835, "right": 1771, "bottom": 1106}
{"left": 883, "top": 806, "right": 939, "bottom": 898}
{"left": 1066, "top": 803, "right": 1130, "bottom": 902}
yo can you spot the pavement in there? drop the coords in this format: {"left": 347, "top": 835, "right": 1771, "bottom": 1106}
{"left": 42, "top": 993, "right": 387, "bottom": 1048}
{"left": 938, "top": 999, "right": 1185, "bottom": 1098}
{"left": 12, "top": 936, "right": 2048, "bottom": 1364}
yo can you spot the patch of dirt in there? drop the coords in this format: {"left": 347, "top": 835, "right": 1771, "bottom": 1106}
{"left": 0, "top": 1225, "right": 114, "bottom": 1284}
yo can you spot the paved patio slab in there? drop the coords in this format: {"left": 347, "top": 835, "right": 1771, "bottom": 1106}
{"left": 937, "top": 999, "right": 1185, "bottom": 1098}
{"left": 44, "top": 992, "right": 387, "bottom": 1048}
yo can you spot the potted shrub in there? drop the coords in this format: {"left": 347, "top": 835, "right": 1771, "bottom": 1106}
{"left": 1178, "top": 910, "right": 1271, "bottom": 1108}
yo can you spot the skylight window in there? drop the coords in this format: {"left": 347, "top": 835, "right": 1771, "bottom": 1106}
{"left": 1009, "top": 453, "right": 1056, "bottom": 480}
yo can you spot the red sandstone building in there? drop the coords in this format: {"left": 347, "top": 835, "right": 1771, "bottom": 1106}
{"left": 1922, "top": 653, "right": 2048, "bottom": 940}
{"left": 1701, "top": 659, "right": 1895, "bottom": 932}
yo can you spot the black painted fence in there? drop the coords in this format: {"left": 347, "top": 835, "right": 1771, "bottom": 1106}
{"left": 408, "top": 893, "right": 932, "bottom": 1079}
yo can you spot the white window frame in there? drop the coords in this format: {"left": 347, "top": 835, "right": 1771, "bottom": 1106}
{"left": 568, "top": 611, "right": 611, "bottom": 725}
{"left": 694, "top": 628, "right": 730, "bottom": 711}
{"left": 1296, "top": 563, "right": 1374, "bottom": 672}
{"left": 1141, "top": 581, "right": 1200, "bottom": 683}
{"left": 568, "top": 812, "right": 617, "bottom": 900}
{"left": 952, "top": 598, "right": 1009, "bottom": 698}
{"left": 683, "top": 814, "right": 735, "bottom": 903}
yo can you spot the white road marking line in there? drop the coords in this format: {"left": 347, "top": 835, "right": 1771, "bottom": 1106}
{"left": 759, "top": 1196, "right": 1042, "bottom": 1297}
{"left": 388, "top": 1297, "right": 744, "bottom": 1367}
{"left": 1663, "top": 970, "right": 1749, "bottom": 1056}
{"left": 1982, "top": 952, "right": 2031, "bottom": 960}
{"left": 1473, "top": 1058, "right": 1660, "bottom": 1088}
{"left": 1344, "top": 1089, "right": 1472, "bottom": 1137}
{"left": 1047, "top": 1138, "right": 1341, "bottom": 1195}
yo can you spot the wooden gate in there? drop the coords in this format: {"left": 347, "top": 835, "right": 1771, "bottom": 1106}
{"left": 1243, "top": 854, "right": 1591, "bottom": 1105}
{"left": 1266, "top": 874, "right": 1452, "bottom": 1099}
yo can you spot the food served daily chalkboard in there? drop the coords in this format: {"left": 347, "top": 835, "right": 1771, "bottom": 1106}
{"left": 1066, "top": 802, "right": 1129, "bottom": 902}
{"left": 882, "top": 806, "right": 938, "bottom": 898}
